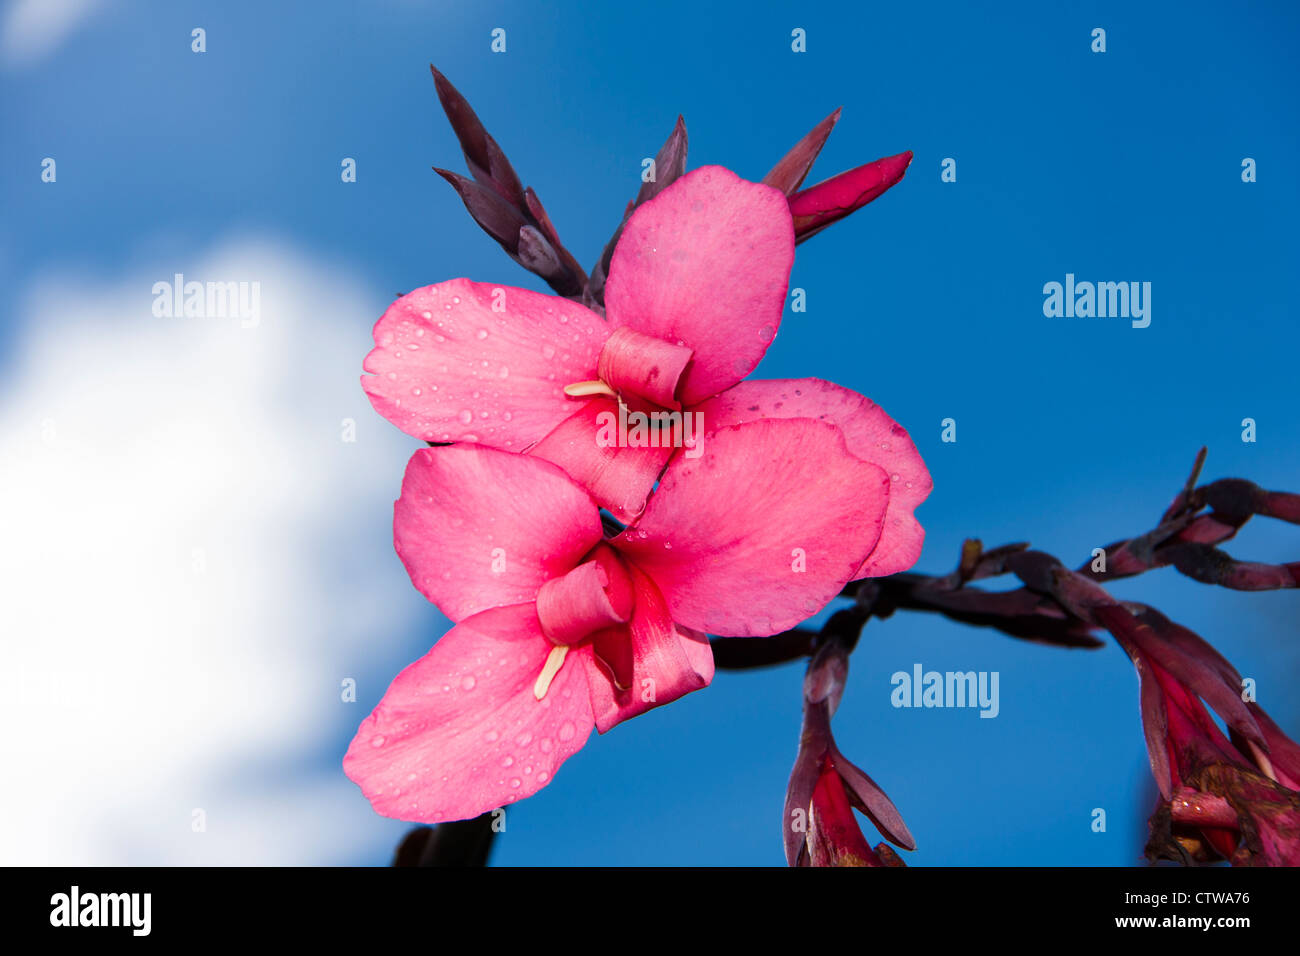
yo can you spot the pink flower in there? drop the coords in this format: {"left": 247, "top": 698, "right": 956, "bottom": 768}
{"left": 345, "top": 418, "right": 895, "bottom": 823}
{"left": 362, "top": 166, "right": 931, "bottom": 575}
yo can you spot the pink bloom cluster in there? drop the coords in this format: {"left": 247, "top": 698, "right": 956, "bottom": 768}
{"left": 345, "top": 148, "right": 930, "bottom": 823}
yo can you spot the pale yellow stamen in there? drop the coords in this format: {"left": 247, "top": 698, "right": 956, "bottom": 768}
{"left": 1248, "top": 739, "right": 1278, "bottom": 783}
{"left": 533, "top": 644, "right": 569, "bottom": 700}
{"left": 563, "top": 380, "right": 617, "bottom": 398}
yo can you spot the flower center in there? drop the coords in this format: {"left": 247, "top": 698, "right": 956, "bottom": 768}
{"left": 564, "top": 327, "right": 693, "bottom": 409}
{"left": 532, "top": 549, "right": 634, "bottom": 699}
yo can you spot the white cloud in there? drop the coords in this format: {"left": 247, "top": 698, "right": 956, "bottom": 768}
{"left": 1, "top": 0, "right": 104, "bottom": 68}
{"left": 0, "top": 237, "right": 424, "bottom": 863}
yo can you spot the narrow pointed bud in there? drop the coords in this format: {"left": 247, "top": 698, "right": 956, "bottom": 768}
{"left": 515, "top": 224, "right": 566, "bottom": 282}
{"left": 635, "top": 114, "right": 688, "bottom": 206}
{"left": 763, "top": 107, "right": 841, "bottom": 195}
{"left": 524, "top": 187, "right": 589, "bottom": 292}
{"left": 430, "top": 65, "right": 525, "bottom": 205}
{"left": 588, "top": 117, "right": 690, "bottom": 308}
{"left": 433, "top": 167, "right": 528, "bottom": 250}
{"left": 789, "top": 150, "right": 913, "bottom": 242}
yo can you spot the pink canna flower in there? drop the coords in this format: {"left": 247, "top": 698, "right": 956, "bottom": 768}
{"left": 361, "top": 165, "right": 931, "bottom": 576}
{"left": 364, "top": 165, "right": 790, "bottom": 520}
{"left": 345, "top": 417, "right": 895, "bottom": 823}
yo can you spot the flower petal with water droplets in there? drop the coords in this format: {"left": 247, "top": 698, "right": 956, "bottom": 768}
{"left": 344, "top": 604, "right": 595, "bottom": 823}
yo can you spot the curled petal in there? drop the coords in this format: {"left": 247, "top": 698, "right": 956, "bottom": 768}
{"left": 605, "top": 166, "right": 794, "bottom": 406}
{"left": 615, "top": 418, "right": 888, "bottom": 636}
{"left": 584, "top": 559, "right": 713, "bottom": 733}
{"left": 394, "top": 445, "right": 602, "bottom": 621}
{"left": 528, "top": 396, "right": 674, "bottom": 524}
{"left": 344, "top": 604, "right": 595, "bottom": 823}
{"left": 597, "top": 327, "right": 692, "bottom": 409}
{"left": 693, "top": 378, "right": 931, "bottom": 577}
{"left": 363, "top": 280, "right": 608, "bottom": 449}
{"left": 536, "top": 559, "right": 630, "bottom": 646}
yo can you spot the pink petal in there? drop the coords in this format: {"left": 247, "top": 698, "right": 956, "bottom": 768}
{"left": 535, "top": 558, "right": 630, "bottom": 646}
{"left": 693, "top": 378, "right": 931, "bottom": 577}
{"left": 597, "top": 327, "right": 692, "bottom": 409}
{"left": 394, "top": 445, "right": 602, "bottom": 622}
{"left": 615, "top": 418, "right": 890, "bottom": 636}
{"left": 343, "top": 603, "right": 595, "bottom": 823}
{"left": 362, "top": 279, "right": 608, "bottom": 448}
{"left": 585, "top": 558, "right": 714, "bottom": 733}
{"left": 528, "top": 395, "right": 674, "bottom": 524}
{"left": 604, "top": 166, "right": 795, "bottom": 406}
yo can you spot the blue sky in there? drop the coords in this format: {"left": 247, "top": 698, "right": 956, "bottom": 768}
{"left": 3, "top": 0, "right": 1298, "bottom": 865}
